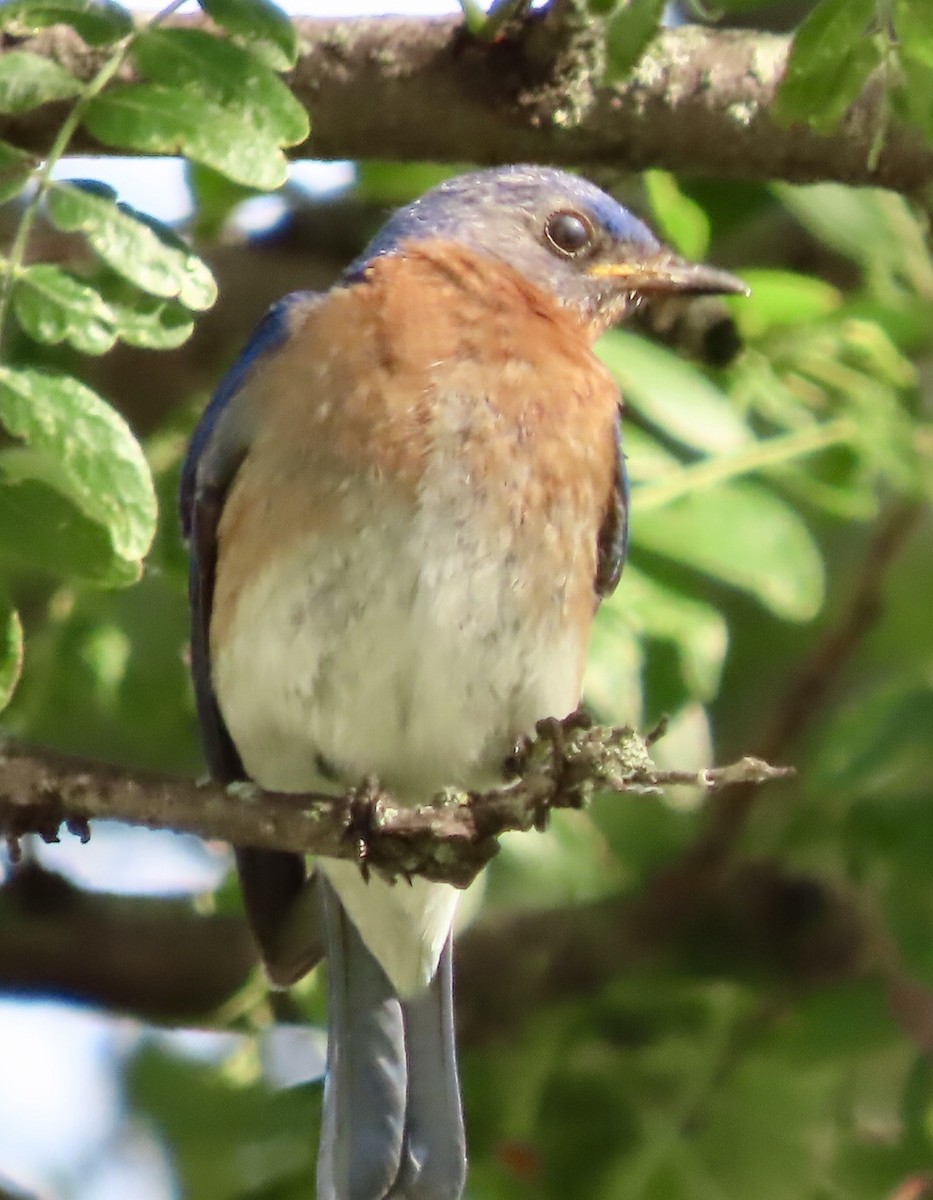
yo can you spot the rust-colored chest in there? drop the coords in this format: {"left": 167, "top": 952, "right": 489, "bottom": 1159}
{"left": 214, "top": 242, "right": 622, "bottom": 639}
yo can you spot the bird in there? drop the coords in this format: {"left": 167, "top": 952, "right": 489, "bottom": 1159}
{"left": 180, "top": 165, "right": 744, "bottom": 1200}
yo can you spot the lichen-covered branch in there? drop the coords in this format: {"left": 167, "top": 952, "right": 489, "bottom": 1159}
{"left": 2, "top": 16, "right": 931, "bottom": 192}
{"left": 0, "top": 713, "right": 791, "bottom": 889}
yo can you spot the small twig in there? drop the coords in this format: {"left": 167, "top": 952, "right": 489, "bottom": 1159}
{"left": 0, "top": 715, "right": 791, "bottom": 890}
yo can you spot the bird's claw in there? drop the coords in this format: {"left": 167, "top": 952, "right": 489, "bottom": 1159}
{"left": 346, "top": 774, "right": 383, "bottom": 881}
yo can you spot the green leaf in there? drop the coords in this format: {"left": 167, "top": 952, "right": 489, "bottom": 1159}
{"left": 731, "top": 270, "right": 842, "bottom": 339}
{"left": 13, "top": 264, "right": 116, "bottom": 353}
{"left": 186, "top": 162, "right": 258, "bottom": 240}
{"left": 83, "top": 84, "right": 288, "bottom": 189}
{"left": 457, "top": 0, "right": 487, "bottom": 35}
{"left": 632, "top": 420, "right": 856, "bottom": 513}
{"left": 0, "top": 472, "right": 139, "bottom": 584}
{"left": 0, "top": 0, "right": 133, "bottom": 45}
{"left": 133, "top": 29, "right": 308, "bottom": 146}
{"left": 131, "top": 1046, "right": 319, "bottom": 1200}
{"left": 198, "top": 0, "right": 298, "bottom": 70}
{"left": 686, "top": 1054, "right": 845, "bottom": 1200}
{"left": 813, "top": 38, "right": 883, "bottom": 135}
{"left": 643, "top": 170, "right": 710, "bottom": 262}
{"left": 584, "top": 606, "right": 644, "bottom": 724}
{"left": 0, "top": 598, "right": 24, "bottom": 711}
{"left": 605, "top": 0, "right": 666, "bottom": 80}
{"left": 774, "top": 0, "right": 880, "bottom": 130}
{"left": 0, "top": 51, "right": 81, "bottom": 114}
{"left": 810, "top": 675, "right": 933, "bottom": 803}
{"left": 775, "top": 185, "right": 933, "bottom": 299}
{"left": 894, "top": 0, "right": 933, "bottom": 70}
{"left": 901, "top": 1058, "right": 933, "bottom": 1151}
{"left": 11, "top": 263, "right": 193, "bottom": 352}
{"left": 774, "top": 458, "right": 879, "bottom": 521}
{"left": 0, "top": 367, "right": 157, "bottom": 566}
{"left": 621, "top": 424, "right": 679, "bottom": 485}
{"left": 103, "top": 294, "right": 194, "bottom": 349}
{"left": 892, "top": 53, "right": 933, "bottom": 144}
{"left": 608, "top": 565, "right": 728, "bottom": 698}
{"left": 494, "top": 807, "right": 622, "bottom": 908}
{"left": 772, "top": 982, "right": 897, "bottom": 1066}
{"left": 89, "top": 264, "right": 196, "bottom": 348}
{"left": 0, "top": 140, "right": 37, "bottom": 203}
{"left": 355, "top": 161, "right": 462, "bottom": 205}
{"left": 46, "top": 180, "right": 216, "bottom": 309}
{"left": 598, "top": 331, "right": 752, "bottom": 454}
{"left": 631, "top": 481, "right": 825, "bottom": 620}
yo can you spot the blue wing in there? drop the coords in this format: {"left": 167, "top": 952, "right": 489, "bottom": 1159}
{"left": 180, "top": 292, "right": 316, "bottom": 779}
{"left": 595, "top": 406, "right": 629, "bottom": 598}
{"left": 181, "top": 291, "right": 323, "bottom": 979}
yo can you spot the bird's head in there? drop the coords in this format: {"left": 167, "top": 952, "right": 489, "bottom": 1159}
{"left": 345, "top": 165, "right": 745, "bottom": 335}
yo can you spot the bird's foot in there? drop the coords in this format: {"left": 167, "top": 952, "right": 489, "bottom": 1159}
{"left": 345, "top": 773, "right": 384, "bottom": 881}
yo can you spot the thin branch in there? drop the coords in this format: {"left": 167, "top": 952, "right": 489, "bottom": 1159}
{"left": 756, "top": 500, "right": 925, "bottom": 762}
{"left": 0, "top": 714, "right": 791, "bottom": 889}
{"left": 1, "top": 17, "right": 931, "bottom": 191}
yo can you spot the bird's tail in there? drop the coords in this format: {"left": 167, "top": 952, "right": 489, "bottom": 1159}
{"left": 317, "top": 879, "right": 466, "bottom": 1200}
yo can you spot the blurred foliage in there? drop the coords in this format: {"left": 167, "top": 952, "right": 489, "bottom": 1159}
{"left": 1, "top": 1, "right": 933, "bottom": 1199}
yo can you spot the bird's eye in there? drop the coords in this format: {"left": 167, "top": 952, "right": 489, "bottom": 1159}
{"left": 544, "top": 210, "right": 595, "bottom": 258}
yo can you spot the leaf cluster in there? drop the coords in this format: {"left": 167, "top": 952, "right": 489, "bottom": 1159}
{"left": 0, "top": 0, "right": 307, "bottom": 708}
{"left": 587, "top": 174, "right": 929, "bottom": 742}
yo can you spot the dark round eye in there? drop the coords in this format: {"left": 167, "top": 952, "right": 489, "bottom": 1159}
{"left": 544, "top": 210, "right": 594, "bottom": 258}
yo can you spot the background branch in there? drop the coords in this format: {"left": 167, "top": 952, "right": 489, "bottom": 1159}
{"left": 7, "top": 855, "right": 933, "bottom": 1060}
{"left": 694, "top": 501, "right": 925, "bottom": 865}
{"left": 2, "top": 16, "right": 931, "bottom": 191}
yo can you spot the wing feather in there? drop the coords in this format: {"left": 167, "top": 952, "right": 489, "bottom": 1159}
{"left": 180, "top": 291, "right": 323, "bottom": 976}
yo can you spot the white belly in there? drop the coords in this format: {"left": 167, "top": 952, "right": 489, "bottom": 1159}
{"left": 212, "top": 492, "right": 585, "bottom": 995}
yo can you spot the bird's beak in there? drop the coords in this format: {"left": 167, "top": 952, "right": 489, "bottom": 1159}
{"left": 588, "top": 253, "right": 748, "bottom": 296}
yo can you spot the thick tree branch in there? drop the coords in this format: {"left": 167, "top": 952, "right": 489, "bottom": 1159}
{"left": 0, "top": 863, "right": 256, "bottom": 1024}
{"left": 0, "top": 855, "right": 911, "bottom": 1051}
{"left": 0, "top": 714, "right": 791, "bottom": 889}
{"left": 2, "top": 16, "right": 931, "bottom": 191}
{"left": 0, "top": 859, "right": 855, "bottom": 1031}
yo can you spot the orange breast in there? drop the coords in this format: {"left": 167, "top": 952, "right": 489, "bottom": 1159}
{"left": 211, "top": 240, "right": 621, "bottom": 657}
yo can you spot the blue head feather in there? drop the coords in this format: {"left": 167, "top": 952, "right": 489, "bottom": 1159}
{"left": 343, "top": 166, "right": 659, "bottom": 286}
{"left": 345, "top": 167, "right": 658, "bottom": 275}
{"left": 340, "top": 166, "right": 664, "bottom": 331}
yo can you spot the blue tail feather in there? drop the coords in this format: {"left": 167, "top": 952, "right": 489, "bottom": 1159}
{"left": 390, "top": 940, "right": 466, "bottom": 1200}
{"left": 318, "top": 879, "right": 466, "bottom": 1200}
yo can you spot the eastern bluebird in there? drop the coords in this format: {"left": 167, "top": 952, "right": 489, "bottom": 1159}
{"left": 181, "top": 165, "right": 743, "bottom": 1200}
